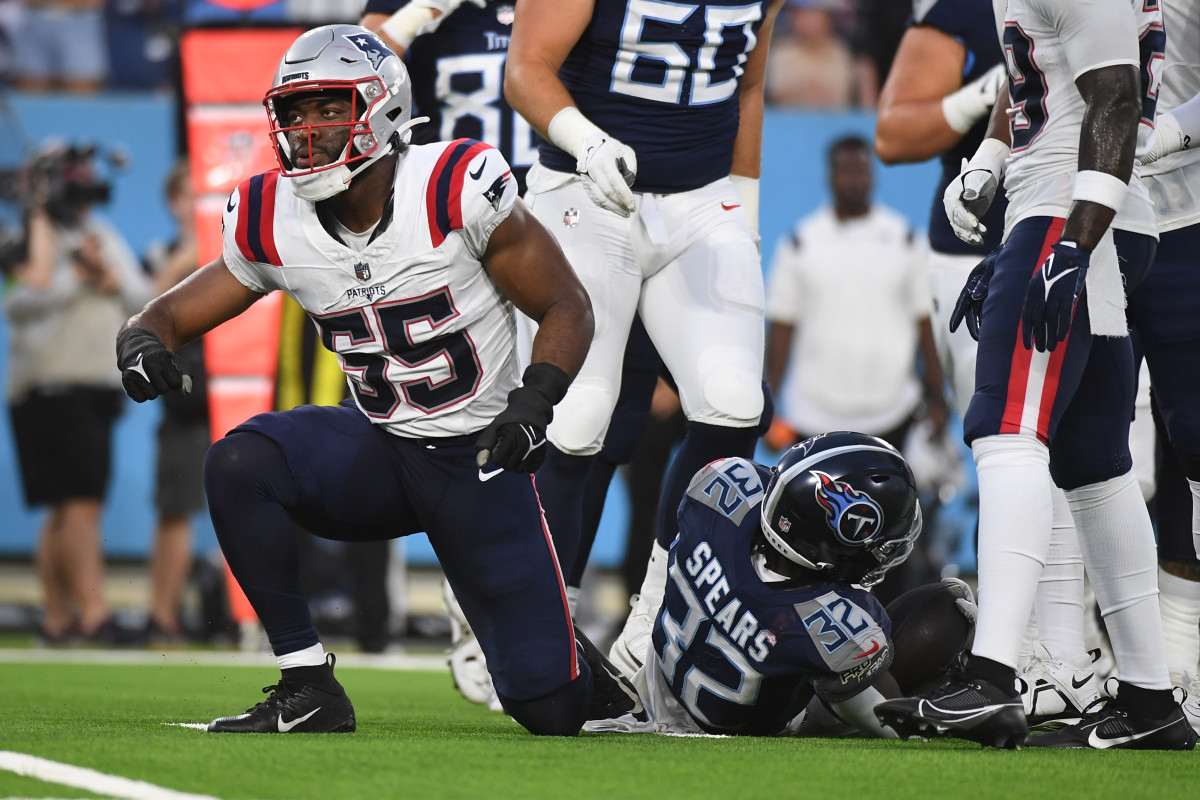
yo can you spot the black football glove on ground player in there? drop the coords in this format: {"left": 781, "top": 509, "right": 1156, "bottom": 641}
{"left": 117, "top": 326, "right": 191, "bottom": 402}
{"left": 475, "top": 362, "right": 571, "bottom": 473}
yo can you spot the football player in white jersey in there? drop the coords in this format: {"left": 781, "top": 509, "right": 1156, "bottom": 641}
{"left": 876, "top": 0, "right": 1195, "bottom": 750}
{"left": 115, "top": 25, "right": 644, "bottom": 736}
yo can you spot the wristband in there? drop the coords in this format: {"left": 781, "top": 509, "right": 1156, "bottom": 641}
{"left": 380, "top": 3, "right": 438, "bottom": 49}
{"left": 547, "top": 107, "right": 607, "bottom": 163}
{"left": 730, "top": 174, "right": 759, "bottom": 238}
{"left": 1071, "top": 170, "right": 1129, "bottom": 213}
{"left": 521, "top": 362, "right": 571, "bottom": 406}
{"left": 966, "top": 137, "right": 1010, "bottom": 180}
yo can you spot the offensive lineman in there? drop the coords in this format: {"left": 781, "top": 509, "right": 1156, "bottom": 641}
{"left": 876, "top": 0, "right": 1195, "bottom": 750}
{"left": 504, "top": 0, "right": 785, "bottom": 676}
{"left": 115, "top": 25, "right": 636, "bottom": 736}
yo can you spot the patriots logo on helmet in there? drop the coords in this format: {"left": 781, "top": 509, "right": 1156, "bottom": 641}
{"left": 812, "top": 471, "right": 884, "bottom": 546}
{"left": 346, "top": 33, "right": 393, "bottom": 69}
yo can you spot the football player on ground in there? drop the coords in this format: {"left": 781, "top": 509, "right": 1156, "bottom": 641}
{"left": 504, "top": 0, "right": 785, "bottom": 679}
{"left": 585, "top": 432, "right": 977, "bottom": 738}
{"left": 116, "top": 25, "right": 640, "bottom": 736}
{"left": 875, "top": 0, "right": 1195, "bottom": 750}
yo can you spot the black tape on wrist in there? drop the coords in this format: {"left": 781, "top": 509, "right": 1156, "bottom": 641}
{"left": 521, "top": 362, "right": 571, "bottom": 406}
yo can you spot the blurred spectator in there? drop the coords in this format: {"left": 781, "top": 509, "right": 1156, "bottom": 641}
{"left": 13, "top": 1, "right": 109, "bottom": 92}
{"left": 141, "top": 160, "right": 206, "bottom": 644}
{"left": 105, "top": 0, "right": 183, "bottom": 91}
{"left": 3, "top": 141, "right": 152, "bottom": 644}
{"left": 765, "top": 0, "right": 864, "bottom": 108}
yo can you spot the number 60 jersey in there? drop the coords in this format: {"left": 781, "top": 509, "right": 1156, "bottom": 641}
{"left": 222, "top": 139, "right": 521, "bottom": 438}
{"left": 649, "top": 458, "right": 893, "bottom": 736}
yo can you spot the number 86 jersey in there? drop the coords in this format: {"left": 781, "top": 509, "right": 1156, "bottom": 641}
{"left": 222, "top": 139, "right": 521, "bottom": 438}
{"left": 648, "top": 458, "right": 893, "bottom": 736}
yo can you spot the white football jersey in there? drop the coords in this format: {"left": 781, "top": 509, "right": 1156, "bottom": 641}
{"left": 1139, "top": 0, "right": 1200, "bottom": 231}
{"left": 222, "top": 139, "right": 521, "bottom": 438}
{"left": 995, "top": 0, "right": 1160, "bottom": 236}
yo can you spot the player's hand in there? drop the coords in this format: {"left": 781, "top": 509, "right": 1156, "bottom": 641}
{"left": 948, "top": 247, "right": 1000, "bottom": 342}
{"left": 942, "top": 63, "right": 1008, "bottom": 133}
{"left": 116, "top": 327, "right": 191, "bottom": 402}
{"left": 416, "top": 0, "right": 486, "bottom": 34}
{"left": 943, "top": 158, "right": 998, "bottom": 246}
{"left": 474, "top": 363, "right": 570, "bottom": 473}
{"left": 576, "top": 135, "right": 638, "bottom": 217}
{"left": 1021, "top": 240, "right": 1090, "bottom": 353}
{"left": 942, "top": 577, "right": 978, "bottom": 625}
{"left": 1136, "top": 111, "right": 1190, "bottom": 166}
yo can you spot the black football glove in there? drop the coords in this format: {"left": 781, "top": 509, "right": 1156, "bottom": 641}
{"left": 475, "top": 362, "right": 570, "bottom": 473}
{"left": 1021, "top": 240, "right": 1090, "bottom": 353}
{"left": 948, "top": 247, "right": 1001, "bottom": 342}
{"left": 116, "top": 326, "right": 191, "bottom": 402}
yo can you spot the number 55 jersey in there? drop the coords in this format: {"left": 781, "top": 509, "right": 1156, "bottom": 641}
{"left": 604, "top": 457, "right": 893, "bottom": 736}
{"left": 221, "top": 139, "right": 521, "bottom": 439}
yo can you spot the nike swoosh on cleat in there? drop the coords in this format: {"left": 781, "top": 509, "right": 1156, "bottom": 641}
{"left": 918, "top": 700, "right": 1014, "bottom": 724}
{"left": 720, "top": 202, "right": 741, "bottom": 210}
{"left": 1086, "top": 719, "right": 1179, "bottom": 748}
{"left": 1071, "top": 673, "right": 1094, "bottom": 690}
{"left": 469, "top": 158, "right": 487, "bottom": 180}
{"left": 478, "top": 467, "right": 504, "bottom": 482}
{"left": 278, "top": 707, "right": 322, "bottom": 732}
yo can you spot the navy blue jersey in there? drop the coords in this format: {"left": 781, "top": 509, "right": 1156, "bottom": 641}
{"left": 365, "top": 0, "right": 536, "bottom": 193}
{"left": 650, "top": 457, "right": 893, "bottom": 735}
{"left": 538, "top": 0, "right": 773, "bottom": 193}
{"left": 913, "top": 0, "right": 1007, "bottom": 255}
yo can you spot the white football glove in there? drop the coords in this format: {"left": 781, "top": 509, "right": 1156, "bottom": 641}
{"left": 1136, "top": 111, "right": 1190, "bottom": 166}
{"left": 943, "top": 138, "right": 1009, "bottom": 246}
{"left": 547, "top": 106, "right": 638, "bottom": 217}
{"left": 576, "top": 135, "right": 638, "bottom": 217}
{"left": 942, "top": 63, "right": 1008, "bottom": 134}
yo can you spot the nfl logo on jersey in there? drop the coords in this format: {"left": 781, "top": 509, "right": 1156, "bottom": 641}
{"left": 354, "top": 262, "right": 371, "bottom": 281}
{"left": 563, "top": 208, "right": 579, "bottom": 228}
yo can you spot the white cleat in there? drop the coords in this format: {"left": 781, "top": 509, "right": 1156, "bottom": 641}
{"left": 608, "top": 541, "right": 669, "bottom": 678}
{"left": 1018, "top": 642, "right": 1102, "bottom": 729}
{"left": 443, "top": 578, "right": 500, "bottom": 709}
{"left": 1174, "top": 672, "right": 1200, "bottom": 735}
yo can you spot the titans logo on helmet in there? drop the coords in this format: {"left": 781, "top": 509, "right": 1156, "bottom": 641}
{"left": 345, "top": 32, "right": 394, "bottom": 69}
{"left": 812, "top": 471, "right": 884, "bottom": 546}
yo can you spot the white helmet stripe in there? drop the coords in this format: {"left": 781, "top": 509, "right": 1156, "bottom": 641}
{"left": 760, "top": 444, "right": 899, "bottom": 530}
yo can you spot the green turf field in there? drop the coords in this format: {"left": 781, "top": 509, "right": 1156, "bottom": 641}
{"left": 1, "top": 659, "right": 1197, "bottom": 800}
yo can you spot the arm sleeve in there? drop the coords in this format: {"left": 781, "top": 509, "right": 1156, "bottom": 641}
{"left": 221, "top": 187, "right": 276, "bottom": 295}
{"left": 1044, "top": 0, "right": 1138, "bottom": 80}
{"left": 764, "top": 231, "right": 803, "bottom": 324}
{"left": 458, "top": 146, "right": 518, "bottom": 260}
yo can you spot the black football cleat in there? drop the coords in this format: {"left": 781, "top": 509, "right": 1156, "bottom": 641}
{"left": 574, "top": 625, "right": 647, "bottom": 723}
{"left": 207, "top": 655, "right": 356, "bottom": 734}
{"left": 1026, "top": 697, "right": 1197, "bottom": 750}
{"left": 875, "top": 673, "right": 1028, "bottom": 749}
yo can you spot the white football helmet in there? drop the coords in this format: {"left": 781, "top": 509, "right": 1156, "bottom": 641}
{"left": 264, "top": 24, "right": 426, "bottom": 201}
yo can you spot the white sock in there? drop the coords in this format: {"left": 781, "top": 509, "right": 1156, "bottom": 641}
{"left": 1158, "top": 566, "right": 1200, "bottom": 683}
{"left": 1034, "top": 486, "right": 1089, "bottom": 667}
{"left": 277, "top": 642, "right": 327, "bottom": 670}
{"left": 1067, "top": 471, "right": 1171, "bottom": 690}
{"left": 1189, "top": 479, "right": 1200, "bottom": 559}
{"left": 970, "top": 435, "right": 1052, "bottom": 670}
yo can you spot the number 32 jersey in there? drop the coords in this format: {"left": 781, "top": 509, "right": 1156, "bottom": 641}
{"left": 649, "top": 457, "right": 893, "bottom": 735}
{"left": 538, "top": 0, "right": 774, "bottom": 193}
{"left": 222, "top": 140, "right": 521, "bottom": 439}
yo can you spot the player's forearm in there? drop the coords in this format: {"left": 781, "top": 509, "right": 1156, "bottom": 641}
{"left": 503, "top": 58, "right": 578, "bottom": 139}
{"left": 361, "top": 11, "right": 410, "bottom": 57}
{"left": 731, "top": 88, "right": 764, "bottom": 179}
{"left": 875, "top": 100, "right": 963, "bottom": 164}
{"left": 528, "top": 294, "right": 594, "bottom": 380}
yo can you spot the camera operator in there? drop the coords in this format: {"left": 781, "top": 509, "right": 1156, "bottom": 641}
{"left": 3, "top": 142, "right": 151, "bottom": 645}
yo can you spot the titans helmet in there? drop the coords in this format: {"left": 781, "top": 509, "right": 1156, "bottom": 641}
{"left": 758, "top": 432, "right": 922, "bottom": 587}
{"left": 264, "top": 24, "right": 425, "bottom": 201}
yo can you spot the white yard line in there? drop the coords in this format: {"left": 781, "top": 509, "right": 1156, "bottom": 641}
{"left": 0, "top": 751, "right": 221, "bottom": 800}
{"left": 0, "top": 649, "right": 446, "bottom": 671}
